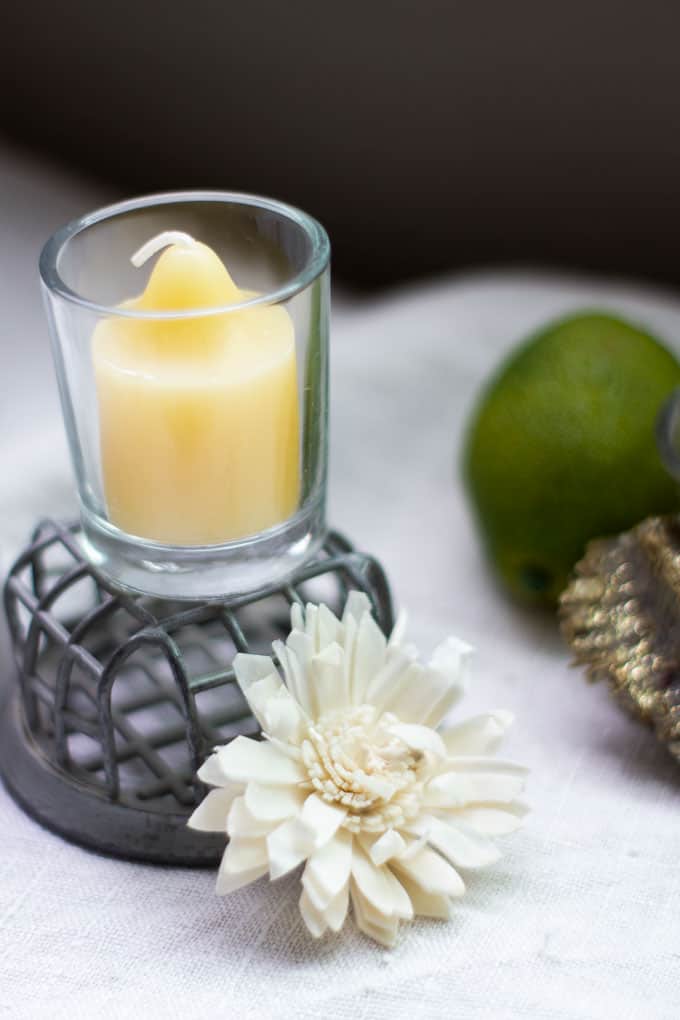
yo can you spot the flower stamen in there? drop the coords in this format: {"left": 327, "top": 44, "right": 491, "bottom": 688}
{"left": 300, "top": 705, "right": 423, "bottom": 832}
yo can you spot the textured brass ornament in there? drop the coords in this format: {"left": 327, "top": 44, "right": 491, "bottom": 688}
{"left": 559, "top": 515, "right": 680, "bottom": 763}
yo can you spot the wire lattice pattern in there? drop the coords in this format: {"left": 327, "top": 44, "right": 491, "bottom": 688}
{"left": 1, "top": 520, "right": 393, "bottom": 863}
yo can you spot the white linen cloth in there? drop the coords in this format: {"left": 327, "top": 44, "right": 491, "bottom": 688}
{"left": 1, "top": 143, "right": 679, "bottom": 1019}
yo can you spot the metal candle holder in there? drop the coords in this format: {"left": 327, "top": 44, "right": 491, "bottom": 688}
{"left": 0, "top": 520, "right": 393, "bottom": 865}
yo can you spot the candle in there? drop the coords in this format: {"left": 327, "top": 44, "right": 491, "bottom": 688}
{"left": 92, "top": 233, "right": 300, "bottom": 546}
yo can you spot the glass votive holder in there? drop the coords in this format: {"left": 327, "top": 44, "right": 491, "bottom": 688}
{"left": 40, "top": 191, "right": 330, "bottom": 599}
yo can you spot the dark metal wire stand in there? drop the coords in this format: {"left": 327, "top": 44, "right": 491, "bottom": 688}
{"left": 0, "top": 519, "right": 393, "bottom": 865}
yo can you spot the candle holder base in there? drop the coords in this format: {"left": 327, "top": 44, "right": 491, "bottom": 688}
{"left": 0, "top": 519, "right": 393, "bottom": 866}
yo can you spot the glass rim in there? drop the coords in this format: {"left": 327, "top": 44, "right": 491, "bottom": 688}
{"left": 39, "top": 190, "right": 331, "bottom": 320}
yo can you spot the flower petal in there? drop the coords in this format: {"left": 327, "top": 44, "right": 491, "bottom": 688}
{"left": 301, "top": 864, "right": 350, "bottom": 936}
{"left": 266, "top": 795, "right": 345, "bottom": 879}
{"left": 305, "top": 829, "right": 353, "bottom": 902}
{"left": 366, "top": 828, "right": 407, "bottom": 867}
{"left": 197, "top": 751, "right": 236, "bottom": 788}
{"left": 351, "top": 846, "right": 413, "bottom": 920}
{"left": 342, "top": 612, "right": 358, "bottom": 702}
{"left": 301, "top": 864, "right": 332, "bottom": 911}
{"left": 234, "top": 655, "right": 307, "bottom": 743}
{"left": 420, "top": 678, "right": 467, "bottom": 730}
{"left": 450, "top": 801, "right": 529, "bottom": 835}
{"left": 304, "top": 603, "right": 320, "bottom": 651}
{"left": 317, "top": 602, "right": 343, "bottom": 650}
{"left": 388, "top": 608, "right": 408, "bottom": 647}
{"left": 309, "top": 642, "right": 347, "bottom": 717}
{"left": 241, "top": 672, "right": 281, "bottom": 721}
{"left": 266, "top": 818, "right": 312, "bottom": 879}
{"left": 360, "top": 828, "right": 403, "bottom": 869}
{"left": 421, "top": 816, "right": 502, "bottom": 869}
{"left": 324, "top": 883, "right": 350, "bottom": 933}
{"left": 187, "top": 787, "right": 237, "bottom": 832}
{"left": 395, "top": 831, "right": 430, "bottom": 862}
{"left": 216, "top": 837, "right": 268, "bottom": 894}
{"left": 394, "top": 872, "right": 453, "bottom": 920}
{"left": 233, "top": 653, "right": 279, "bottom": 692}
{"left": 222, "top": 834, "right": 268, "bottom": 870}
{"left": 427, "top": 758, "right": 528, "bottom": 807}
{"left": 277, "top": 635, "right": 314, "bottom": 715}
{"left": 392, "top": 847, "right": 466, "bottom": 898}
{"left": 441, "top": 711, "right": 514, "bottom": 756}
{"left": 244, "top": 782, "right": 306, "bottom": 823}
{"left": 299, "top": 888, "right": 328, "bottom": 939}
{"left": 387, "top": 722, "right": 447, "bottom": 758}
{"left": 429, "top": 635, "right": 474, "bottom": 689}
{"left": 351, "top": 612, "right": 387, "bottom": 704}
{"left": 216, "top": 861, "right": 269, "bottom": 896}
{"left": 214, "top": 736, "right": 307, "bottom": 786}
{"left": 350, "top": 883, "right": 400, "bottom": 947}
{"left": 342, "top": 590, "right": 372, "bottom": 627}
{"left": 265, "top": 734, "right": 303, "bottom": 762}
{"left": 227, "top": 796, "right": 279, "bottom": 839}
{"left": 260, "top": 689, "right": 307, "bottom": 743}
{"left": 383, "top": 665, "right": 456, "bottom": 730}
{"left": 365, "top": 649, "right": 419, "bottom": 713}
{"left": 290, "top": 601, "right": 305, "bottom": 633}
{"left": 299, "top": 793, "right": 347, "bottom": 849}
{"left": 407, "top": 637, "right": 473, "bottom": 728}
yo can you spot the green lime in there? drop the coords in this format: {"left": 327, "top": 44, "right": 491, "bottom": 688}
{"left": 463, "top": 312, "right": 680, "bottom": 606}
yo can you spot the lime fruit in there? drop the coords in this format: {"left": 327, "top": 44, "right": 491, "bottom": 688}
{"left": 463, "top": 312, "right": 680, "bottom": 606}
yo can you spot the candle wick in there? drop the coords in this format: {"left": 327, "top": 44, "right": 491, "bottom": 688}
{"left": 131, "top": 231, "right": 198, "bottom": 268}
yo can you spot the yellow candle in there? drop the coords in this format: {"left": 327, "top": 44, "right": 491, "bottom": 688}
{"left": 93, "top": 233, "right": 300, "bottom": 546}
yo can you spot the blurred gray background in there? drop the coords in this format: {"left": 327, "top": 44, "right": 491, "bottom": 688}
{"left": 2, "top": 0, "right": 679, "bottom": 289}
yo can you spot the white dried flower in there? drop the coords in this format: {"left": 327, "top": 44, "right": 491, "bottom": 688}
{"left": 189, "top": 594, "right": 528, "bottom": 947}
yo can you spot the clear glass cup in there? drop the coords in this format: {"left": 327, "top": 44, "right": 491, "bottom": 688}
{"left": 40, "top": 191, "right": 330, "bottom": 599}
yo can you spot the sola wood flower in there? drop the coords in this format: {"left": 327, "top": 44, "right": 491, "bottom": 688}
{"left": 189, "top": 594, "right": 528, "bottom": 947}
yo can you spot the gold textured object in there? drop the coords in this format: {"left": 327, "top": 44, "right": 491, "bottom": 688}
{"left": 559, "top": 515, "right": 680, "bottom": 763}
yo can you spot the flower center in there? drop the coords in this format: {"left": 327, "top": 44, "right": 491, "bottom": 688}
{"left": 300, "top": 705, "right": 423, "bottom": 833}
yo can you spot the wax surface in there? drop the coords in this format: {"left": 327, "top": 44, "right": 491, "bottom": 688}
{"left": 93, "top": 241, "right": 300, "bottom": 545}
